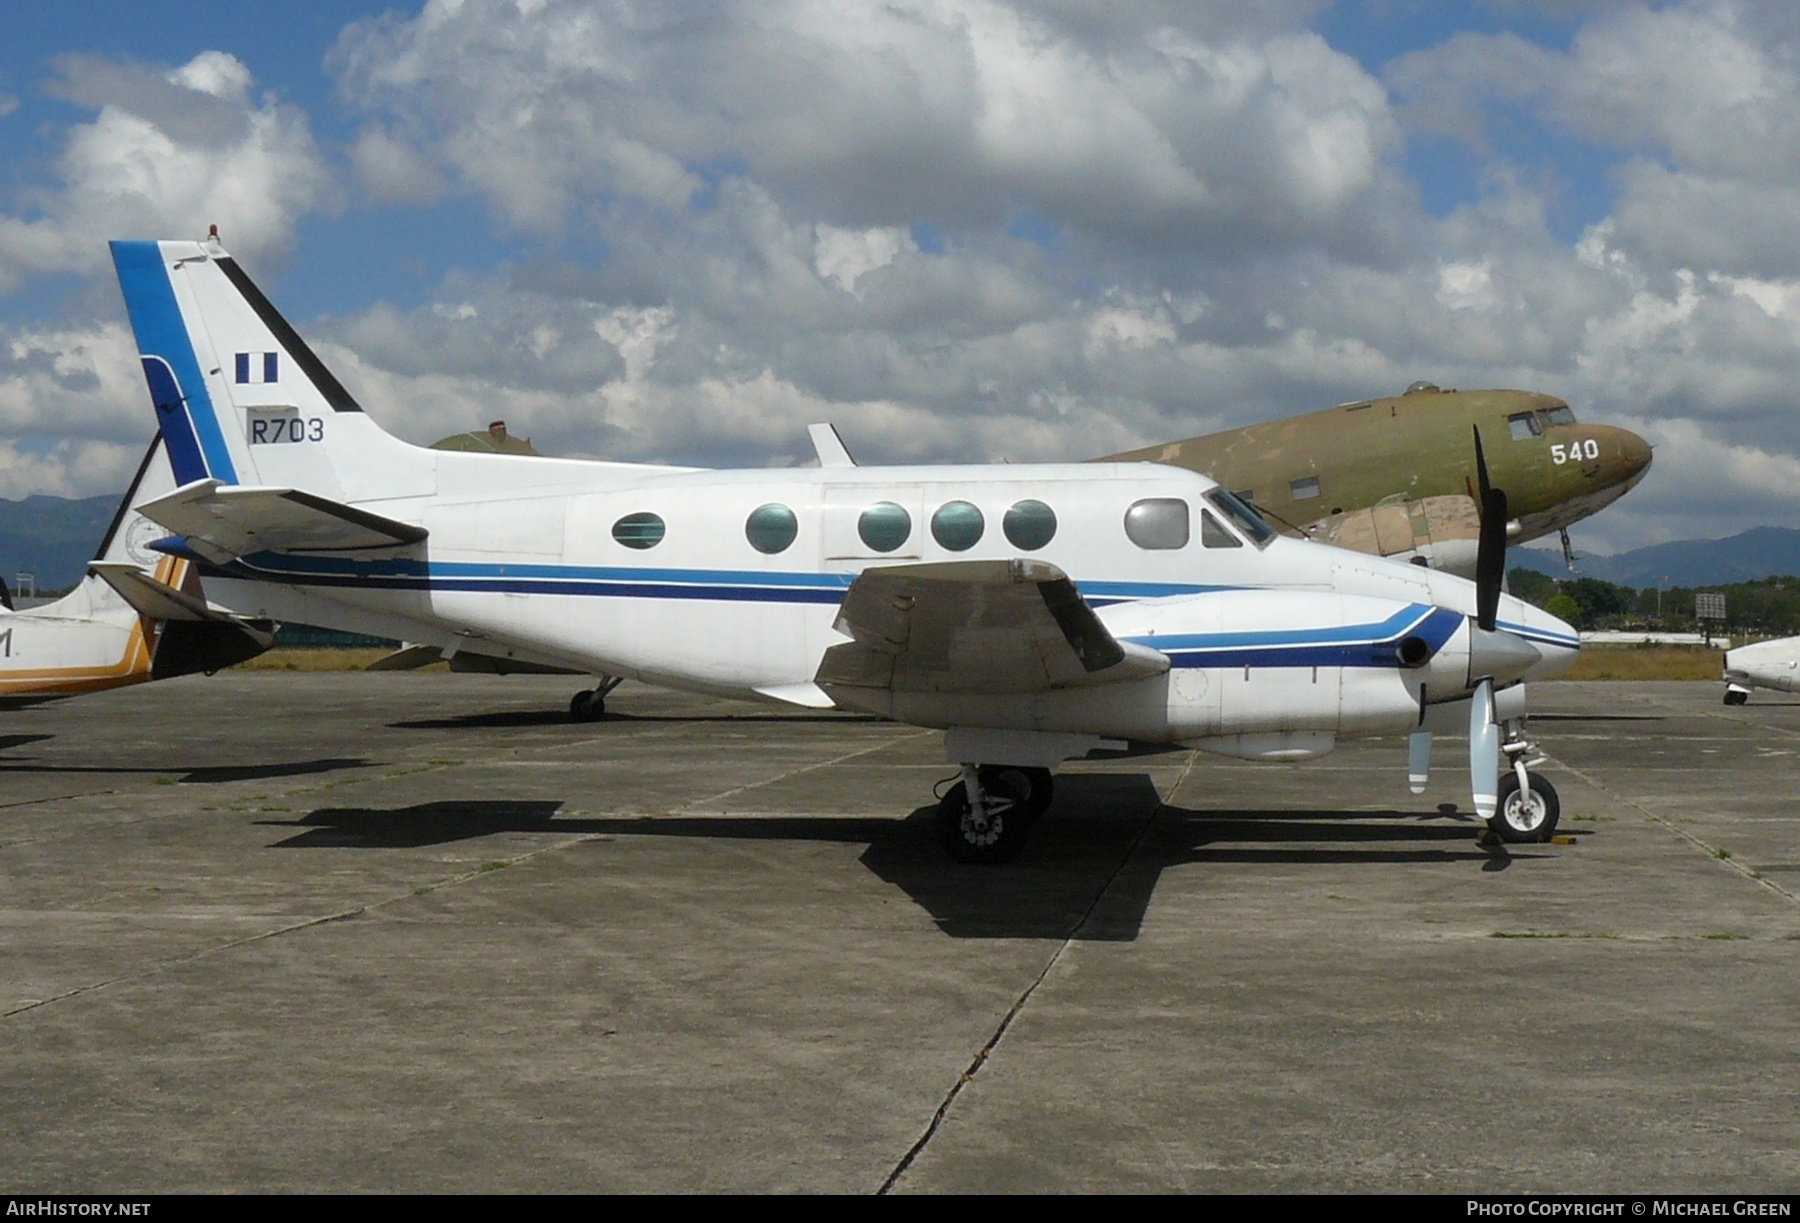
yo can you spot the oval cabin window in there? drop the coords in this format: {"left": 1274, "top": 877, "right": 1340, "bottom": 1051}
{"left": 1124, "top": 499, "right": 1189, "bottom": 550}
{"left": 1002, "top": 500, "right": 1056, "bottom": 551}
{"left": 930, "top": 501, "right": 984, "bottom": 551}
{"left": 745, "top": 503, "right": 798, "bottom": 554}
{"left": 612, "top": 511, "right": 666, "bottom": 550}
{"left": 858, "top": 502, "right": 912, "bottom": 553}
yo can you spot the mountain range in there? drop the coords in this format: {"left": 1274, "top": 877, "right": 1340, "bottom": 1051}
{"left": 1, "top": 492, "right": 121, "bottom": 593}
{"left": 1510, "top": 526, "right": 1800, "bottom": 589}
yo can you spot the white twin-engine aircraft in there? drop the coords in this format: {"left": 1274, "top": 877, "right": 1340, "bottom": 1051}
{"left": 111, "top": 237, "right": 1580, "bottom": 863}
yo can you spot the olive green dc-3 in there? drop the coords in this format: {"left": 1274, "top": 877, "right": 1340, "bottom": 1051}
{"left": 1102, "top": 383, "right": 1653, "bottom": 576}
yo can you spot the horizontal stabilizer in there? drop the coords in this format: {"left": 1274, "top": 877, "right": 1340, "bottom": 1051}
{"left": 89, "top": 561, "right": 234, "bottom": 624}
{"left": 135, "top": 479, "right": 427, "bottom": 561}
{"left": 816, "top": 559, "right": 1168, "bottom": 696}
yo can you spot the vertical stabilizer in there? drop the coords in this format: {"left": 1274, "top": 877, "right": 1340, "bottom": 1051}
{"left": 109, "top": 239, "right": 430, "bottom": 502}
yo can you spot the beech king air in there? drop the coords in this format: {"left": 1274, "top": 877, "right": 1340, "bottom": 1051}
{"left": 111, "top": 236, "right": 1581, "bottom": 862}
{"left": 1, "top": 433, "right": 271, "bottom": 702}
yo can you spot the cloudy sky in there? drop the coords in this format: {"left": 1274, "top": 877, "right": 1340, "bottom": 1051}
{"left": 3, "top": 0, "right": 1800, "bottom": 555}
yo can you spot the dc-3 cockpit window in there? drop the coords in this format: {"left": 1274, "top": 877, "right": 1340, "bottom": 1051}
{"left": 1124, "top": 498, "right": 1189, "bottom": 550}
{"left": 858, "top": 502, "right": 913, "bottom": 553}
{"left": 1544, "top": 405, "right": 1577, "bottom": 426}
{"left": 745, "top": 503, "right": 798, "bottom": 554}
{"left": 1507, "top": 411, "right": 1542, "bottom": 441}
{"left": 1203, "top": 489, "right": 1275, "bottom": 548}
{"left": 613, "top": 511, "right": 666, "bottom": 550}
{"left": 1002, "top": 500, "right": 1057, "bottom": 551}
{"left": 1200, "top": 509, "right": 1241, "bottom": 548}
{"left": 931, "top": 501, "right": 984, "bottom": 551}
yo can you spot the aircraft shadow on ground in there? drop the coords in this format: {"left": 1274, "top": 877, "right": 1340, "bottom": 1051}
{"left": 389, "top": 709, "right": 879, "bottom": 730}
{"left": 0, "top": 754, "right": 371, "bottom": 783}
{"left": 271, "top": 774, "right": 1531, "bottom": 939}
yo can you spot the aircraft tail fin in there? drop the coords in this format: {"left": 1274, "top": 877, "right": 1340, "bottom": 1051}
{"left": 109, "top": 239, "right": 429, "bottom": 497}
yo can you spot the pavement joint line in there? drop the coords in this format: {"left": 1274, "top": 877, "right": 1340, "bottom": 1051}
{"left": 678, "top": 729, "right": 936, "bottom": 810}
{"left": 878, "top": 748, "right": 1201, "bottom": 1195}
{"left": 1548, "top": 755, "right": 1798, "bottom": 907}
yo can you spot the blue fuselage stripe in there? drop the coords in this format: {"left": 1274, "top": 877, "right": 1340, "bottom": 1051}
{"left": 111, "top": 241, "right": 237, "bottom": 486}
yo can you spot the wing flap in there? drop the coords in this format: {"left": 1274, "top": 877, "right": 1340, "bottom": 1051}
{"left": 135, "top": 479, "right": 427, "bottom": 560}
{"left": 816, "top": 559, "right": 1167, "bottom": 696}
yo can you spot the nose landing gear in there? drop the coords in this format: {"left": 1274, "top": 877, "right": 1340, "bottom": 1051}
{"left": 1487, "top": 725, "right": 1559, "bottom": 843}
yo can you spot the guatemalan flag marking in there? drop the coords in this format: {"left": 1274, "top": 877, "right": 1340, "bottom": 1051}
{"left": 235, "top": 352, "right": 279, "bottom": 384}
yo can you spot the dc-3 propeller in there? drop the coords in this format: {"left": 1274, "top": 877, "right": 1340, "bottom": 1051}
{"left": 1456, "top": 427, "right": 1560, "bottom": 841}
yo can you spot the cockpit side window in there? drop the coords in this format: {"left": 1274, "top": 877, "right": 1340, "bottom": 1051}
{"left": 1199, "top": 509, "right": 1241, "bottom": 549}
{"left": 1204, "top": 489, "right": 1275, "bottom": 548}
{"left": 1544, "top": 406, "right": 1577, "bottom": 426}
{"left": 1507, "top": 411, "right": 1541, "bottom": 440}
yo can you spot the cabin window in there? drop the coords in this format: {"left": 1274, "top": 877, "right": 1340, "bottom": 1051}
{"left": 1507, "top": 411, "right": 1541, "bottom": 440}
{"left": 1002, "top": 500, "right": 1057, "bottom": 551}
{"left": 1289, "top": 475, "right": 1320, "bottom": 500}
{"left": 1544, "top": 406, "right": 1576, "bottom": 426}
{"left": 930, "top": 501, "right": 984, "bottom": 551}
{"left": 858, "top": 502, "right": 913, "bottom": 553}
{"left": 745, "top": 503, "right": 798, "bottom": 554}
{"left": 612, "top": 511, "right": 666, "bottom": 550}
{"left": 1200, "top": 509, "right": 1241, "bottom": 549}
{"left": 1124, "top": 498, "right": 1189, "bottom": 550}
{"left": 1205, "top": 489, "right": 1276, "bottom": 547}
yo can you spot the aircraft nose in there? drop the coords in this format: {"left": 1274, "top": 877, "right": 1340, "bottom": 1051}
{"left": 1595, "top": 424, "right": 1653, "bottom": 486}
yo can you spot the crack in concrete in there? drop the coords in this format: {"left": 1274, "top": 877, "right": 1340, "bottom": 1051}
{"left": 878, "top": 750, "right": 1200, "bottom": 1195}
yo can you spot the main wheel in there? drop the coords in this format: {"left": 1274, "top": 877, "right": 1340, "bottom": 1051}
{"left": 936, "top": 770, "right": 1033, "bottom": 864}
{"left": 1724, "top": 687, "right": 1749, "bottom": 706}
{"left": 1488, "top": 771, "right": 1560, "bottom": 843}
{"left": 979, "top": 765, "right": 1054, "bottom": 823}
{"left": 568, "top": 689, "right": 606, "bottom": 722}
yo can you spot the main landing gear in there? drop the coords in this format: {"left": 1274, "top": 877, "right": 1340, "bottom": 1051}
{"left": 936, "top": 764, "right": 1055, "bottom": 864}
{"left": 568, "top": 676, "right": 623, "bottom": 722}
{"left": 1487, "top": 724, "right": 1560, "bottom": 843}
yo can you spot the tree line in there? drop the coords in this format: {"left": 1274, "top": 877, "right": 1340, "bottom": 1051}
{"left": 1507, "top": 569, "right": 1800, "bottom": 635}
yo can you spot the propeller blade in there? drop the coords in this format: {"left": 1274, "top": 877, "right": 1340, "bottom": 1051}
{"left": 1472, "top": 426, "right": 1507, "bottom": 632}
{"left": 1407, "top": 731, "right": 1432, "bottom": 795}
{"left": 1469, "top": 679, "right": 1500, "bottom": 818}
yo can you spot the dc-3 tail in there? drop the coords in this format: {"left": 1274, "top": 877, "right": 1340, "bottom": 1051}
{"left": 109, "top": 238, "right": 429, "bottom": 501}
{"left": 110, "top": 238, "right": 434, "bottom": 564}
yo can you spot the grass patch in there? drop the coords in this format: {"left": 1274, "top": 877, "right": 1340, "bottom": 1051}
{"left": 238, "top": 648, "right": 426, "bottom": 673}
{"left": 1704, "top": 932, "right": 1748, "bottom": 940}
{"left": 1714, "top": 847, "right": 1733, "bottom": 860}
{"left": 478, "top": 860, "right": 507, "bottom": 874}
{"left": 1550, "top": 647, "right": 1725, "bottom": 682}
{"left": 1569, "top": 813, "right": 1614, "bottom": 823}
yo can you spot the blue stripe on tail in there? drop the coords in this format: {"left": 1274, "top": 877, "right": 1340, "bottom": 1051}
{"left": 110, "top": 241, "right": 237, "bottom": 486}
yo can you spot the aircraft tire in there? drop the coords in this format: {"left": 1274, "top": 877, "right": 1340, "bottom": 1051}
{"left": 937, "top": 771, "right": 1033, "bottom": 864}
{"left": 569, "top": 689, "right": 606, "bottom": 722}
{"left": 1724, "top": 688, "right": 1749, "bottom": 706}
{"left": 980, "top": 765, "right": 1054, "bottom": 825}
{"left": 1489, "top": 772, "right": 1560, "bottom": 843}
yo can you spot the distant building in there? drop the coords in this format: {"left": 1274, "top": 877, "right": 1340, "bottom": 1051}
{"left": 429, "top": 420, "right": 542, "bottom": 456}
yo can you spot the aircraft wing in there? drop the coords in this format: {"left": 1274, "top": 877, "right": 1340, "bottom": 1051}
{"left": 815, "top": 559, "right": 1168, "bottom": 696}
{"left": 135, "top": 479, "right": 427, "bottom": 561}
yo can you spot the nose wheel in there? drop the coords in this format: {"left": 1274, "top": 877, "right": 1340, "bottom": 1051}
{"left": 1488, "top": 770, "right": 1559, "bottom": 842}
{"left": 935, "top": 764, "right": 1054, "bottom": 864}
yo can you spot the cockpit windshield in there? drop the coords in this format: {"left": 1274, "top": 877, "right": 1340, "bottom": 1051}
{"left": 1543, "top": 405, "right": 1577, "bottom": 426}
{"left": 1204, "top": 489, "right": 1276, "bottom": 548}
